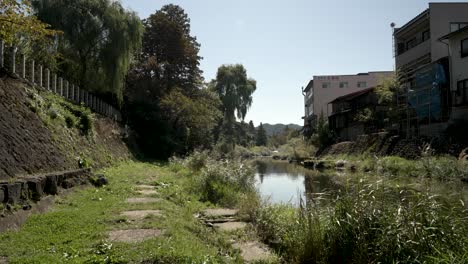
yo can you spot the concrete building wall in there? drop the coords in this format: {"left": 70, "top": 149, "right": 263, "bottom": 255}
{"left": 448, "top": 31, "right": 468, "bottom": 91}
{"left": 429, "top": 3, "right": 468, "bottom": 62}
{"left": 312, "top": 72, "right": 393, "bottom": 118}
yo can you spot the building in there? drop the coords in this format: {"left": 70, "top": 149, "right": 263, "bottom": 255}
{"left": 440, "top": 26, "right": 468, "bottom": 123}
{"left": 301, "top": 71, "right": 393, "bottom": 136}
{"left": 328, "top": 87, "right": 387, "bottom": 141}
{"left": 393, "top": 2, "right": 468, "bottom": 137}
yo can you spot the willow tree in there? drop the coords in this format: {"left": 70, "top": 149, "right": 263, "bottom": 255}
{"left": 32, "top": 0, "right": 143, "bottom": 103}
{"left": 212, "top": 64, "right": 257, "bottom": 148}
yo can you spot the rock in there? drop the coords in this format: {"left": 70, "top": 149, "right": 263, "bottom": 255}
{"left": 6, "top": 183, "right": 22, "bottom": 204}
{"left": 303, "top": 160, "right": 315, "bottom": 168}
{"left": 92, "top": 174, "right": 108, "bottom": 187}
{"left": 62, "top": 177, "right": 84, "bottom": 189}
{"left": 203, "top": 208, "right": 238, "bottom": 218}
{"left": 0, "top": 186, "right": 5, "bottom": 203}
{"left": 26, "top": 177, "right": 45, "bottom": 201}
{"left": 335, "top": 160, "right": 347, "bottom": 168}
{"left": 22, "top": 203, "right": 32, "bottom": 210}
{"left": 44, "top": 175, "right": 58, "bottom": 195}
{"left": 459, "top": 148, "right": 468, "bottom": 161}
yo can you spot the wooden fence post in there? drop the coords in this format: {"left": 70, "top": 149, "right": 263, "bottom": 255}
{"left": 53, "top": 74, "right": 57, "bottom": 94}
{"left": 0, "top": 40, "right": 4, "bottom": 68}
{"left": 39, "top": 65, "right": 43, "bottom": 87}
{"left": 31, "top": 60, "right": 35, "bottom": 83}
{"left": 71, "top": 84, "right": 74, "bottom": 101}
{"left": 11, "top": 47, "right": 16, "bottom": 74}
{"left": 59, "top": 77, "right": 63, "bottom": 96}
{"left": 22, "top": 54, "right": 26, "bottom": 79}
{"left": 46, "top": 69, "right": 50, "bottom": 90}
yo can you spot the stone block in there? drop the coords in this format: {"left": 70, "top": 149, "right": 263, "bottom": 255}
{"left": 0, "top": 186, "right": 5, "bottom": 203}
{"left": 6, "top": 183, "right": 22, "bottom": 204}
{"left": 26, "top": 177, "right": 45, "bottom": 201}
{"left": 45, "top": 175, "right": 58, "bottom": 195}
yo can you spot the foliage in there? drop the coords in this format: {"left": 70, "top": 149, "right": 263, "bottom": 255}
{"left": 256, "top": 123, "right": 268, "bottom": 146}
{"left": 159, "top": 88, "right": 222, "bottom": 154}
{"left": 32, "top": 0, "right": 143, "bottom": 103}
{"left": 310, "top": 112, "right": 334, "bottom": 150}
{"left": 124, "top": 5, "right": 211, "bottom": 159}
{"left": 0, "top": 0, "right": 59, "bottom": 66}
{"left": 212, "top": 64, "right": 257, "bottom": 122}
{"left": 374, "top": 73, "right": 403, "bottom": 126}
{"left": 256, "top": 177, "right": 468, "bottom": 264}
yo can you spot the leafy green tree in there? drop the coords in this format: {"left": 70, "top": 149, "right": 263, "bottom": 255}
{"left": 32, "top": 0, "right": 143, "bottom": 103}
{"left": 374, "top": 73, "right": 403, "bottom": 126}
{"left": 256, "top": 123, "right": 268, "bottom": 146}
{"left": 310, "top": 112, "right": 334, "bottom": 150}
{"left": 211, "top": 64, "right": 256, "bottom": 148}
{"left": 128, "top": 4, "right": 202, "bottom": 98}
{"left": 160, "top": 88, "right": 222, "bottom": 154}
{"left": 0, "top": 0, "right": 57, "bottom": 45}
{"left": 213, "top": 64, "right": 256, "bottom": 122}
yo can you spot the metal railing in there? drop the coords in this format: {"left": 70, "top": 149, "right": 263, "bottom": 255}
{"left": 0, "top": 39, "right": 122, "bottom": 122}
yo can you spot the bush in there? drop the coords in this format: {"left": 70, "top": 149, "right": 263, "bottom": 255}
{"left": 79, "top": 111, "right": 93, "bottom": 136}
{"left": 196, "top": 159, "right": 256, "bottom": 207}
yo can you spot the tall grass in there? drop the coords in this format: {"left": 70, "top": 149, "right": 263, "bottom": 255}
{"left": 255, "top": 177, "right": 468, "bottom": 264}
{"left": 170, "top": 151, "right": 258, "bottom": 208}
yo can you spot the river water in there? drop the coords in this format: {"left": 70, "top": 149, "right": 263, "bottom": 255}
{"left": 254, "top": 159, "right": 337, "bottom": 205}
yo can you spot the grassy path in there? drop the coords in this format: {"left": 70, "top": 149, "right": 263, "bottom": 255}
{"left": 0, "top": 162, "right": 269, "bottom": 263}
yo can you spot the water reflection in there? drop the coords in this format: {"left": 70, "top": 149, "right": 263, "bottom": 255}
{"left": 253, "top": 159, "right": 338, "bottom": 205}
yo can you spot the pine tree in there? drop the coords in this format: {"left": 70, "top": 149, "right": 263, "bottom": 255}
{"left": 256, "top": 123, "right": 268, "bottom": 146}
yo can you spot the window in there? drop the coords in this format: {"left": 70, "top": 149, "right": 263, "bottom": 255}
{"left": 322, "top": 82, "right": 331, "bottom": 88}
{"left": 357, "top": 82, "right": 367, "bottom": 88}
{"left": 457, "top": 79, "right": 468, "bottom": 104}
{"left": 462, "top": 38, "right": 468, "bottom": 58}
{"left": 450, "top": 22, "right": 468, "bottom": 33}
{"left": 339, "top": 82, "right": 348, "bottom": 88}
{"left": 406, "top": 38, "right": 417, "bottom": 50}
{"left": 422, "top": 30, "right": 430, "bottom": 41}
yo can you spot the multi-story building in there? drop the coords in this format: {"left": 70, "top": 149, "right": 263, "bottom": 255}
{"left": 301, "top": 71, "right": 393, "bottom": 136}
{"left": 393, "top": 2, "right": 468, "bottom": 137}
{"left": 440, "top": 25, "right": 468, "bottom": 123}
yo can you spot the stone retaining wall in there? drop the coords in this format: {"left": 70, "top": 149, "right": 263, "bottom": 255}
{"left": 0, "top": 169, "right": 92, "bottom": 207}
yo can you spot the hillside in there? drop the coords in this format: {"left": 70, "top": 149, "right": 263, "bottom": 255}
{"left": 260, "top": 123, "right": 302, "bottom": 136}
{"left": 0, "top": 72, "right": 133, "bottom": 179}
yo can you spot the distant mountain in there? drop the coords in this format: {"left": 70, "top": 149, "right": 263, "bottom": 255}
{"left": 259, "top": 123, "right": 302, "bottom": 136}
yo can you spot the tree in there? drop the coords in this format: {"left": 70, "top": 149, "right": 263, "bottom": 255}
{"left": 127, "top": 4, "right": 202, "bottom": 99}
{"left": 160, "top": 88, "right": 222, "bottom": 154}
{"left": 0, "top": 0, "right": 57, "bottom": 45}
{"left": 374, "top": 73, "right": 403, "bottom": 127}
{"left": 212, "top": 64, "right": 256, "bottom": 148}
{"left": 310, "top": 112, "right": 334, "bottom": 150}
{"left": 32, "top": 0, "right": 143, "bottom": 103}
{"left": 256, "top": 123, "right": 268, "bottom": 146}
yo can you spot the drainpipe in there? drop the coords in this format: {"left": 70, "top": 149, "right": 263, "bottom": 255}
{"left": 438, "top": 38, "right": 452, "bottom": 121}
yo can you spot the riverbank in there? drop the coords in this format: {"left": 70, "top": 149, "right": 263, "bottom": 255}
{"left": 0, "top": 161, "right": 277, "bottom": 263}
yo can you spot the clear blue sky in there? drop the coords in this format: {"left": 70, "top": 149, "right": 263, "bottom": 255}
{"left": 120, "top": 0, "right": 461, "bottom": 126}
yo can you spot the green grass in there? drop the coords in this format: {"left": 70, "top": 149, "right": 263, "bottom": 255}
{"left": 0, "top": 161, "right": 255, "bottom": 263}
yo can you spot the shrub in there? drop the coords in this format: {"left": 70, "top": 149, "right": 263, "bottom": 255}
{"left": 79, "top": 110, "right": 93, "bottom": 136}
{"left": 195, "top": 159, "right": 256, "bottom": 207}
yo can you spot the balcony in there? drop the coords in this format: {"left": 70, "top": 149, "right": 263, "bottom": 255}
{"left": 396, "top": 40, "right": 431, "bottom": 68}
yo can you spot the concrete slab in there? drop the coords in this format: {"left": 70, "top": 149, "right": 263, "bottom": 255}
{"left": 121, "top": 210, "right": 162, "bottom": 220}
{"left": 126, "top": 197, "right": 161, "bottom": 204}
{"left": 214, "top": 222, "right": 247, "bottom": 232}
{"left": 108, "top": 229, "right": 163, "bottom": 243}
{"left": 233, "top": 241, "right": 274, "bottom": 263}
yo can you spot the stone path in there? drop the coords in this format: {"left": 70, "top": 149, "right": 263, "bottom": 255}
{"left": 233, "top": 241, "right": 274, "bottom": 263}
{"left": 125, "top": 197, "right": 161, "bottom": 204}
{"left": 200, "top": 208, "right": 274, "bottom": 262}
{"left": 121, "top": 210, "right": 162, "bottom": 220}
{"left": 108, "top": 229, "right": 163, "bottom": 243}
{"left": 108, "top": 182, "right": 165, "bottom": 243}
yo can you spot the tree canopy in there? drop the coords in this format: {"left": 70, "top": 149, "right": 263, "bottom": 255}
{"left": 212, "top": 64, "right": 257, "bottom": 122}
{"left": 32, "top": 0, "right": 143, "bottom": 103}
{"left": 0, "top": 0, "right": 57, "bottom": 45}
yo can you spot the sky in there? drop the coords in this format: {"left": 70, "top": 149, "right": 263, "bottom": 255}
{"left": 120, "top": 0, "right": 463, "bottom": 126}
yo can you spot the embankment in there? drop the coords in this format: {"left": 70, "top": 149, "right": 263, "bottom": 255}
{"left": 0, "top": 71, "right": 133, "bottom": 180}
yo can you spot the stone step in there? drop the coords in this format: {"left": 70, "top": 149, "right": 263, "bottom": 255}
{"left": 203, "top": 208, "right": 238, "bottom": 218}
{"left": 233, "top": 241, "right": 274, "bottom": 263}
{"left": 121, "top": 210, "right": 162, "bottom": 220}
{"left": 125, "top": 197, "right": 161, "bottom": 204}
{"left": 213, "top": 221, "right": 247, "bottom": 232}
{"left": 108, "top": 229, "right": 163, "bottom": 243}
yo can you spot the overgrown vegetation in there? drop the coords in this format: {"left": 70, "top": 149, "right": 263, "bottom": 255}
{"left": 255, "top": 175, "right": 468, "bottom": 264}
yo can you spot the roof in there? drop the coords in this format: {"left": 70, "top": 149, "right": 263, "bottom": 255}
{"left": 439, "top": 25, "right": 468, "bottom": 41}
{"left": 328, "top": 87, "right": 375, "bottom": 104}
{"left": 394, "top": 8, "right": 429, "bottom": 35}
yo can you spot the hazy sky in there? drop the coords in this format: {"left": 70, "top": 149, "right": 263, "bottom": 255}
{"left": 120, "top": 0, "right": 461, "bottom": 126}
